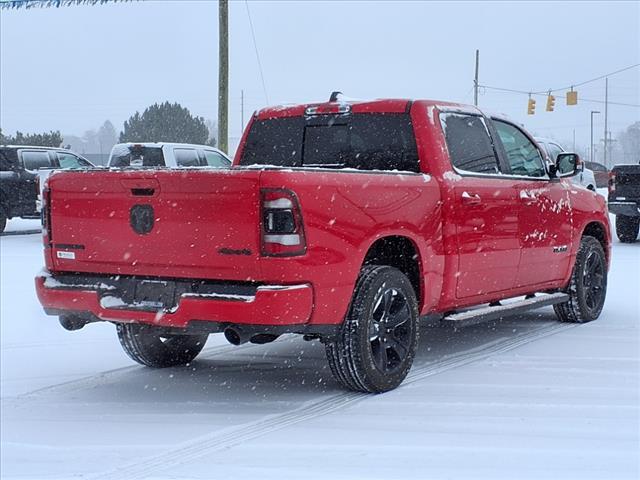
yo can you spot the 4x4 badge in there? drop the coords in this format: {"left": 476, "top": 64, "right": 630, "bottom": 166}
{"left": 130, "top": 205, "right": 155, "bottom": 235}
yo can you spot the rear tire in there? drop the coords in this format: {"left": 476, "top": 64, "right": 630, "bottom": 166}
{"left": 554, "top": 236, "right": 607, "bottom": 323}
{"left": 325, "top": 265, "right": 419, "bottom": 393}
{"left": 116, "top": 323, "right": 208, "bottom": 368}
{"left": 615, "top": 215, "right": 639, "bottom": 243}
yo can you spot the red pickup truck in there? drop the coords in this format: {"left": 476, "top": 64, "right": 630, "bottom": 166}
{"left": 35, "top": 97, "right": 611, "bottom": 392}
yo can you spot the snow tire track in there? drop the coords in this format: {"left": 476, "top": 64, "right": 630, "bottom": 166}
{"left": 13, "top": 341, "right": 260, "bottom": 399}
{"left": 89, "top": 322, "right": 575, "bottom": 480}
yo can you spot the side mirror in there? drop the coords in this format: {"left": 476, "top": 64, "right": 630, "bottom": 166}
{"left": 554, "top": 152, "right": 581, "bottom": 178}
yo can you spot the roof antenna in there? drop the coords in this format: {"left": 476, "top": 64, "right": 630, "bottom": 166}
{"left": 329, "top": 91, "right": 342, "bottom": 102}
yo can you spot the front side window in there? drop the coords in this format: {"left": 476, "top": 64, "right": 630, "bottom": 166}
{"left": 57, "top": 152, "right": 86, "bottom": 169}
{"left": 439, "top": 113, "right": 499, "bottom": 174}
{"left": 174, "top": 148, "right": 200, "bottom": 167}
{"left": 493, "top": 121, "right": 546, "bottom": 178}
{"left": 203, "top": 150, "right": 230, "bottom": 168}
{"left": 239, "top": 113, "right": 419, "bottom": 172}
{"left": 21, "top": 151, "right": 52, "bottom": 170}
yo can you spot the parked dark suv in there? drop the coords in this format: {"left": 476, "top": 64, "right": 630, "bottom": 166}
{"left": 0, "top": 146, "right": 93, "bottom": 233}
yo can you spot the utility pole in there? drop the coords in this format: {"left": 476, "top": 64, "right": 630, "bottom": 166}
{"left": 241, "top": 89, "right": 244, "bottom": 133}
{"left": 218, "top": 0, "right": 228, "bottom": 154}
{"left": 590, "top": 110, "right": 600, "bottom": 163}
{"left": 603, "top": 77, "right": 608, "bottom": 167}
{"left": 473, "top": 49, "right": 479, "bottom": 107}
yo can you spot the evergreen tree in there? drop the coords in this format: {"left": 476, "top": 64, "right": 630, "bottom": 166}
{"left": 97, "top": 120, "right": 117, "bottom": 154}
{"left": 0, "top": 129, "right": 63, "bottom": 147}
{"left": 119, "top": 102, "right": 209, "bottom": 145}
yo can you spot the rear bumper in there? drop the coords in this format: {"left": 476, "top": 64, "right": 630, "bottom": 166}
{"left": 608, "top": 200, "right": 640, "bottom": 217}
{"left": 35, "top": 272, "right": 314, "bottom": 330}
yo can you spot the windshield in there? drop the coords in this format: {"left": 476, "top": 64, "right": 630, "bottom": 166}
{"left": 109, "top": 145, "right": 164, "bottom": 167}
{"left": 239, "top": 113, "right": 420, "bottom": 172}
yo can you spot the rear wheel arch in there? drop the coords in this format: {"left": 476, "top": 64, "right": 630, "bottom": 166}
{"left": 362, "top": 235, "right": 423, "bottom": 308}
{"left": 581, "top": 221, "right": 609, "bottom": 263}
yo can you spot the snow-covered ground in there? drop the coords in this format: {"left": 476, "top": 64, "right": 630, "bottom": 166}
{"left": 1, "top": 216, "right": 638, "bottom": 479}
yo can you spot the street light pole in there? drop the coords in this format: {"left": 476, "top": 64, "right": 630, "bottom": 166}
{"left": 590, "top": 110, "right": 600, "bottom": 163}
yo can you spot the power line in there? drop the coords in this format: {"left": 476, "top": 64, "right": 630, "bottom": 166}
{"left": 479, "top": 85, "right": 640, "bottom": 108}
{"left": 532, "top": 63, "right": 640, "bottom": 94}
{"left": 478, "top": 63, "right": 639, "bottom": 99}
{"left": 244, "top": 0, "right": 269, "bottom": 105}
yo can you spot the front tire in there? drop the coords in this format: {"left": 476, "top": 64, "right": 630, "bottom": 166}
{"left": 554, "top": 236, "right": 607, "bottom": 323}
{"left": 325, "top": 266, "right": 419, "bottom": 393}
{"left": 116, "top": 323, "right": 208, "bottom": 367}
{"left": 615, "top": 215, "right": 639, "bottom": 243}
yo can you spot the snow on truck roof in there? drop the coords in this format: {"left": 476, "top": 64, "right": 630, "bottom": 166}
{"left": 112, "top": 142, "right": 220, "bottom": 150}
{"left": 255, "top": 99, "right": 482, "bottom": 120}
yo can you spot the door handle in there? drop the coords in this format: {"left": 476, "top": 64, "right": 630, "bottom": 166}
{"left": 461, "top": 191, "right": 481, "bottom": 204}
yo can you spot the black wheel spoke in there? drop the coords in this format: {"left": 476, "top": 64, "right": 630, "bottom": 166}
{"left": 368, "top": 284, "right": 413, "bottom": 374}
{"left": 371, "top": 339, "right": 388, "bottom": 371}
{"left": 386, "top": 304, "right": 410, "bottom": 329}
{"left": 382, "top": 288, "right": 393, "bottom": 318}
{"left": 387, "top": 334, "right": 408, "bottom": 360}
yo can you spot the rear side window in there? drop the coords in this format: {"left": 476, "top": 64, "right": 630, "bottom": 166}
{"left": 439, "top": 113, "right": 499, "bottom": 174}
{"left": 110, "top": 145, "right": 164, "bottom": 167}
{"left": 174, "top": 148, "right": 200, "bottom": 167}
{"left": 239, "top": 113, "right": 419, "bottom": 172}
{"left": 21, "top": 151, "right": 53, "bottom": 170}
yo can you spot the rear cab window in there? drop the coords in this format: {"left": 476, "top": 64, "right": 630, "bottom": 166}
{"left": 239, "top": 113, "right": 419, "bottom": 172}
{"left": 110, "top": 145, "right": 165, "bottom": 167}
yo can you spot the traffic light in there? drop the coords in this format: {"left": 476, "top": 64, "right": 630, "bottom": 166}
{"left": 527, "top": 98, "right": 536, "bottom": 115}
{"left": 566, "top": 89, "right": 578, "bottom": 105}
{"left": 546, "top": 94, "right": 556, "bottom": 112}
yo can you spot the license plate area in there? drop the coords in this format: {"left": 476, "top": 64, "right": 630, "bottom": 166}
{"left": 134, "top": 280, "right": 176, "bottom": 310}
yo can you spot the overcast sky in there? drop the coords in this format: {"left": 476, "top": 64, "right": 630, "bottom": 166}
{"left": 1, "top": 0, "right": 638, "bottom": 150}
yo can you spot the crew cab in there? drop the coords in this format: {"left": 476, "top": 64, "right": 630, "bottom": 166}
{"left": 35, "top": 97, "right": 611, "bottom": 393}
{"left": 608, "top": 163, "right": 640, "bottom": 242}
{"left": 0, "top": 146, "right": 93, "bottom": 233}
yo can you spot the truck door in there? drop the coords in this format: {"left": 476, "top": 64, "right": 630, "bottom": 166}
{"left": 439, "top": 112, "right": 521, "bottom": 299}
{"left": 491, "top": 120, "right": 573, "bottom": 287}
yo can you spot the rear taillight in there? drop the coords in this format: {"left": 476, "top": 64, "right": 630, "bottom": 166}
{"left": 261, "top": 188, "right": 306, "bottom": 256}
{"left": 42, "top": 185, "right": 52, "bottom": 244}
{"left": 608, "top": 172, "right": 616, "bottom": 195}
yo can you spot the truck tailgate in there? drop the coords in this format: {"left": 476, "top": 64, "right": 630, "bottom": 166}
{"left": 613, "top": 165, "right": 640, "bottom": 199}
{"left": 47, "top": 169, "right": 262, "bottom": 280}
